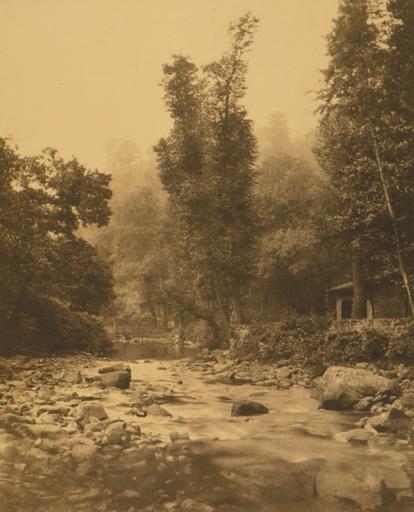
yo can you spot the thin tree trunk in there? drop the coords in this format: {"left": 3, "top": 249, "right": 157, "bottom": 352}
{"left": 369, "top": 123, "right": 414, "bottom": 317}
{"left": 351, "top": 238, "right": 366, "bottom": 319}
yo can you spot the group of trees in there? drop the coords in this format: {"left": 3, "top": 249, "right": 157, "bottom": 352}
{"left": 0, "top": 140, "right": 113, "bottom": 353}
{"left": 101, "top": 2, "right": 414, "bottom": 345}
{"left": 317, "top": 0, "right": 414, "bottom": 317}
{"left": 4, "top": 1, "right": 414, "bottom": 352}
{"left": 100, "top": 14, "right": 345, "bottom": 343}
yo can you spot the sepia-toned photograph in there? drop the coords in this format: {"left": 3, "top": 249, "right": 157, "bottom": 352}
{"left": 1, "top": 0, "right": 414, "bottom": 510}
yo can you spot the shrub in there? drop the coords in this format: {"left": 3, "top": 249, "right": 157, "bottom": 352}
{"left": 183, "top": 320, "right": 220, "bottom": 349}
{"left": 1, "top": 295, "right": 111, "bottom": 355}
{"left": 309, "top": 326, "right": 389, "bottom": 366}
{"left": 229, "top": 317, "right": 414, "bottom": 367}
{"left": 386, "top": 322, "right": 414, "bottom": 362}
{"left": 230, "top": 316, "right": 331, "bottom": 363}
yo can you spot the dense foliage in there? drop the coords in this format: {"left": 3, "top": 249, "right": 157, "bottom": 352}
{"left": 0, "top": 139, "right": 113, "bottom": 353}
{"left": 316, "top": 0, "right": 414, "bottom": 315}
{"left": 154, "top": 14, "right": 259, "bottom": 342}
{"left": 230, "top": 318, "right": 414, "bottom": 368}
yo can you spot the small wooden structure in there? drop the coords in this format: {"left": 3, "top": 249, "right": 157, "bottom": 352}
{"left": 326, "top": 281, "right": 408, "bottom": 320}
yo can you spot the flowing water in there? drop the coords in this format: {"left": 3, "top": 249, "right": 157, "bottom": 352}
{"left": 107, "top": 340, "right": 414, "bottom": 511}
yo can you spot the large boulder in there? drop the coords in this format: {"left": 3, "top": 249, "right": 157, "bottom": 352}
{"left": 318, "top": 382, "right": 361, "bottom": 410}
{"left": 315, "top": 366, "right": 398, "bottom": 411}
{"left": 100, "top": 371, "right": 131, "bottom": 389}
{"left": 231, "top": 400, "right": 269, "bottom": 417}
{"left": 320, "top": 366, "right": 398, "bottom": 396}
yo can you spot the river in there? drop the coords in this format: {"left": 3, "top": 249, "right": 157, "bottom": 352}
{"left": 106, "top": 340, "right": 414, "bottom": 511}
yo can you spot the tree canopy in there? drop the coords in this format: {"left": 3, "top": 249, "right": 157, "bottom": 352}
{"left": 0, "top": 139, "right": 113, "bottom": 353}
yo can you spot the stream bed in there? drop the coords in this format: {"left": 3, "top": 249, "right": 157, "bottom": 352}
{"left": 3, "top": 343, "right": 414, "bottom": 512}
{"left": 106, "top": 341, "right": 414, "bottom": 511}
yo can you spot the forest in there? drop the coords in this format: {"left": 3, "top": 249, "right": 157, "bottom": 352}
{"left": 1, "top": 0, "right": 414, "bottom": 354}
{"left": 3, "top": 2, "right": 414, "bottom": 512}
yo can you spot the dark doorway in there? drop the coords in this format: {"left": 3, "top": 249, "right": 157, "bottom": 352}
{"left": 341, "top": 299, "right": 353, "bottom": 319}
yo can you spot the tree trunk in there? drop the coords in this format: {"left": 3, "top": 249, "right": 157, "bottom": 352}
{"left": 351, "top": 239, "right": 366, "bottom": 319}
{"left": 369, "top": 124, "right": 414, "bottom": 317}
{"left": 233, "top": 292, "right": 246, "bottom": 324}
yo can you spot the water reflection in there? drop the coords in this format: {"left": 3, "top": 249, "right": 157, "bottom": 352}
{"left": 112, "top": 340, "right": 199, "bottom": 361}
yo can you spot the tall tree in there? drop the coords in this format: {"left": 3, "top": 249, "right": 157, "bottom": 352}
{"left": 316, "top": 0, "right": 414, "bottom": 317}
{"left": 155, "top": 14, "right": 258, "bottom": 342}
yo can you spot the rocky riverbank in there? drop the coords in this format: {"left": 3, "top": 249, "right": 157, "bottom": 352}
{"left": 0, "top": 354, "right": 208, "bottom": 512}
{"left": 2, "top": 349, "right": 414, "bottom": 511}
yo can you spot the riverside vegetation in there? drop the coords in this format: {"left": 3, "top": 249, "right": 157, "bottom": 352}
{"left": 2, "top": 2, "right": 414, "bottom": 512}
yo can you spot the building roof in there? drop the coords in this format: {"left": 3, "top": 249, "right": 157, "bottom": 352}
{"left": 326, "top": 281, "right": 353, "bottom": 293}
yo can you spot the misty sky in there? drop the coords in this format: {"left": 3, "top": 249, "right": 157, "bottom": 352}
{"left": 0, "top": 0, "right": 339, "bottom": 169}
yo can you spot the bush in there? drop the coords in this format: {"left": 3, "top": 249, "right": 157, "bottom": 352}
{"left": 230, "top": 317, "right": 414, "bottom": 367}
{"left": 230, "top": 316, "right": 331, "bottom": 363}
{"left": 183, "top": 320, "right": 220, "bottom": 349}
{"left": 309, "top": 326, "right": 388, "bottom": 366}
{"left": 1, "top": 295, "right": 111, "bottom": 355}
{"left": 386, "top": 322, "right": 414, "bottom": 362}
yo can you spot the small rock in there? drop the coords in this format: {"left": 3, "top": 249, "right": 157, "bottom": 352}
{"left": 353, "top": 396, "right": 374, "bottom": 412}
{"left": 367, "top": 408, "right": 412, "bottom": 434}
{"left": 180, "top": 498, "right": 216, "bottom": 512}
{"left": 71, "top": 443, "right": 98, "bottom": 462}
{"left": 0, "top": 439, "right": 19, "bottom": 461}
{"left": 105, "top": 421, "right": 131, "bottom": 445}
{"left": 0, "top": 413, "right": 30, "bottom": 428}
{"left": 335, "top": 428, "right": 374, "bottom": 444}
{"left": 368, "top": 433, "right": 397, "bottom": 448}
{"left": 76, "top": 403, "right": 108, "bottom": 422}
{"left": 23, "top": 423, "right": 64, "bottom": 440}
{"left": 122, "top": 489, "right": 141, "bottom": 498}
{"left": 98, "top": 364, "right": 130, "bottom": 375}
{"left": 146, "top": 404, "right": 172, "bottom": 417}
{"left": 231, "top": 400, "right": 269, "bottom": 416}
{"left": 73, "top": 371, "right": 82, "bottom": 384}
{"left": 170, "top": 432, "right": 190, "bottom": 442}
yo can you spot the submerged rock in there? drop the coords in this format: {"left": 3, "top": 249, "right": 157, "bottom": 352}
{"left": 146, "top": 404, "right": 172, "bottom": 417}
{"left": 335, "top": 428, "right": 374, "bottom": 444}
{"left": 231, "top": 400, "right": 269, "bottom": 416}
